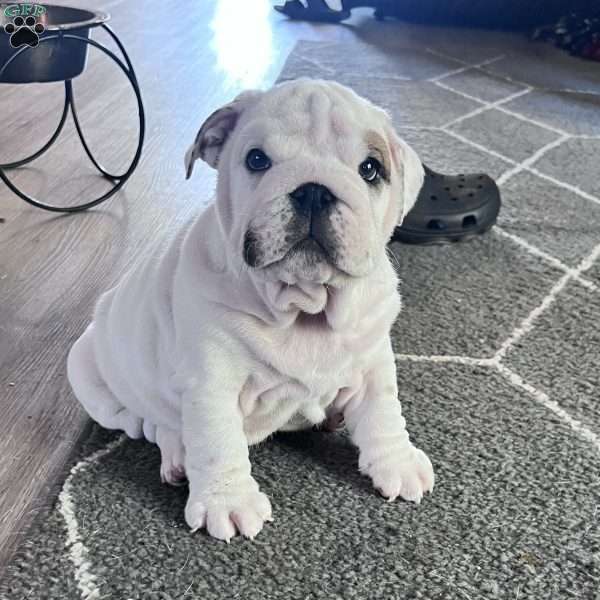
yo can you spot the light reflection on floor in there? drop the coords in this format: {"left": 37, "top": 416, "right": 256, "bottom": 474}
{"left": 211, "top": 0, "right": 275, "bottom": 89}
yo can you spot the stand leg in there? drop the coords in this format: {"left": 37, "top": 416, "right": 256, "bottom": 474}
{"left": 68, "top": 80, "right": 123, "bottom": 181}
{"left": 68, "top": 24, "right": 146, "bottom": 182}
{"left": 101, "top": 24, "right": 138, "bottom": 85}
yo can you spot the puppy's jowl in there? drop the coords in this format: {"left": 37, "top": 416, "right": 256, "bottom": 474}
{"left": 67, "top": 80, "right": 434, "bottom": 541}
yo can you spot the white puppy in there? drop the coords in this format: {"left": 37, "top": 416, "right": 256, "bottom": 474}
{"left": 67, "top": 79, "right": 434, "bottom": 542}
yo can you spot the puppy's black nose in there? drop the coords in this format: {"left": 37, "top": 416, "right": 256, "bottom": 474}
{"left": 290, "top": 183, "right": 336, "bottom": 217}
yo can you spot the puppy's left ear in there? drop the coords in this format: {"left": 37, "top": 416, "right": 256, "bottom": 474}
{"left": 386, "top": 127, "right": 424, "bottom": 225}
{"left": 184, "top": 90, "right": 262, "bottom": 178}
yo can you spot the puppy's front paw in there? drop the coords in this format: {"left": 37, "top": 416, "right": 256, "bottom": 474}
{"left": 185, "top": 489, "right": 273, "bottom": 542}
{"left": 363, "top": 446, "right": 434, "bottom": 504}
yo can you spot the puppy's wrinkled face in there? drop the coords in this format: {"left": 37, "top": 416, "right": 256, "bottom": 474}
{"left": 185, "top": 80, "right": 423, "bottom": 285}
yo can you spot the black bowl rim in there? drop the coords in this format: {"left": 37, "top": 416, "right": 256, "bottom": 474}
{"left": 0, "top": 3, "right": 109, "bottom": 30}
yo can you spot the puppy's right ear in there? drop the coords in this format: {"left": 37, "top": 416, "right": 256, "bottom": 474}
{"left": 184, "top": 90, "right": 262, "bottom": 178}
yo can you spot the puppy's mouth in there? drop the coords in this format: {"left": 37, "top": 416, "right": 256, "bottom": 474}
{"left": 268, "top": 233, "right": 342, "bottom": 284}
{"left": 286, "top": 236, "right": 328, "bottom": 261}
{"left": 244, "top": 217, "right": 340, "bottom": 272}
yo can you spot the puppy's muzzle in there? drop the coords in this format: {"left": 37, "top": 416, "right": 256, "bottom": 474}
{"left": 243, "top": 182, "right": 340, "bottom": 270}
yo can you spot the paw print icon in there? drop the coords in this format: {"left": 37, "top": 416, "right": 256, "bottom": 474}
{"left": 4, "top": 15, "right": 45, "bottom": 48}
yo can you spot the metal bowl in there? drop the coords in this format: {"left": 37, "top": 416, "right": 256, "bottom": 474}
{"left": 0, "top": 3, "right": 109, "bottom": 83}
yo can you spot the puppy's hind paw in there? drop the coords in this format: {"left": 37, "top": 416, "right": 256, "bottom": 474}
{"left": 185, "top": 489, "right": 273, "bottom": 542}
{"left": 160, "top": 463, "right": 187, "bottom": 486}
{"left": 157, "top": 427, "right": 186, "bottom": 486}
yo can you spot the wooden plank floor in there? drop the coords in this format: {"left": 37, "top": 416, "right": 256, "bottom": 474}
{"left": 0, "top": 0, "right": 359, "bottom": 572}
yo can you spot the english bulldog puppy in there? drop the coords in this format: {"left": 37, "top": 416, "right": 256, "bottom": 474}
{"left": 67, "top": 79, "right": 434, "bottom": 542}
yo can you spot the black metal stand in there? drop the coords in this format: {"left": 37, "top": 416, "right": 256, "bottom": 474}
{"left": 0, "top": 24, "right": 145, "bottom": 213}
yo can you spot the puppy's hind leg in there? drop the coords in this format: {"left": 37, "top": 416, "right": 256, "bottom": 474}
{"left": 156, "top": 426, "right": 186, "bottom": 486}
{"left": 67, "top": 324, "right": 143, "bottom": 439}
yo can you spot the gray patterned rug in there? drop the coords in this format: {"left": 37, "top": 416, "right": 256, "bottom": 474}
{"left": 3, "top": 25, "right": 600, "bottom": 600}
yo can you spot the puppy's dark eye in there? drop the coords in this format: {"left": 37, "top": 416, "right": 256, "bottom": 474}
{"left": 246, "top": 148, "right": 271, "bottom": 172}
{"left": 359, "top": 157, "right": 381, "bottom": 183}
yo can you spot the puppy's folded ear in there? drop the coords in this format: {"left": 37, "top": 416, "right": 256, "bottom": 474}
{"left": 386, "top": 126, "right": 424, "bottom": 225}
{"left": 184, "top": 90, "right": 262, "bottom": 178}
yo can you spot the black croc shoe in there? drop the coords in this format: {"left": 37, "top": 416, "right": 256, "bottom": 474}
{"left": 274, "top": 0, "right": 350, "bottom": 22}
{"left": 391, "top": 165, "right": 501, "bottom": 245}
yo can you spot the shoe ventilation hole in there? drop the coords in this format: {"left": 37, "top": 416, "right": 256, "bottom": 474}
{"left": 468, "top": 192, "right": 474, "bottom": 197}
{"left": 478, "top": 175, "right": 484, "bottom": 179}
{"left": 452, "top": 197, "right": 458, "bottom": 202}
{"left": 427, "top": 219, "right": 447, "bottom": 230}
{"left": 463, "top": 215, "right": 477, "bottom": 228}
{"left": 458, "top": 184, "right": 464, "bottom": 188}
{"left": 444, "top": 186, "right": 451, "bottom": 191}
{"left": 477, "top": 184, "right": 483, "bottom": 189}
{"left": 430, "top": 195, "right": 438, "bottom": 200}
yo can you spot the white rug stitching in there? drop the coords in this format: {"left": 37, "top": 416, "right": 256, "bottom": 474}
{"left": 59, "top": 434, "right": 128, "bottom": 600}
